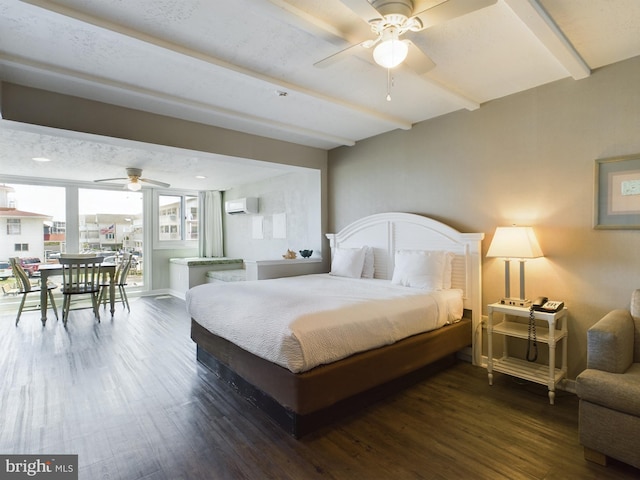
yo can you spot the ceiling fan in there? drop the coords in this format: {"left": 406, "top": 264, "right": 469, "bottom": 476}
{"left": 94, "top": 167, "right": 170, "bottom": 191}
{"left": 315, "top": 0, "right": 497, "bottom": 73}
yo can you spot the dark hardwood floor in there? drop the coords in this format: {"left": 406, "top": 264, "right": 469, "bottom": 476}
{"left": 1, "top": 295, "right": 639, "bottom": 480}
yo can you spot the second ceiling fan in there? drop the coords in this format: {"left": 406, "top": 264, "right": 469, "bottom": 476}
{"left": 94, "top": 167, "right": 170, "bottom": 191}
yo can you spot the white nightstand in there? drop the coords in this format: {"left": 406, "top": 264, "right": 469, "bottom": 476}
{"left": 487, "top": 302, "right": 568, "bottom": 404}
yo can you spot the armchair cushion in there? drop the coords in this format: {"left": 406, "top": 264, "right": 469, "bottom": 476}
{"left": 587, "top": 309, "right": 634, "bottom": 373}
{"left": 576, "top": 364, "right": 640, "bottom": 417}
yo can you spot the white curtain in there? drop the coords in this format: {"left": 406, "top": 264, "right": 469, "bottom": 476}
{"left": 198, "top": 190, "right": 223, "bottom": 257}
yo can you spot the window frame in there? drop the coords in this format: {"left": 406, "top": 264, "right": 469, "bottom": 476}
{"left": 7, "top": 218, "right": 21, "bottom": 235}
{"left": 153, "top": 190, "right": 199, "bottom": 249}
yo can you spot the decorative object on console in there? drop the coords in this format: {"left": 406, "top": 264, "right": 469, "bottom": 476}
{"left": 486, "top": 225, "right": 543, "bottom": 307}
{"left": 282, "top": 249, "right": 297, "bottom": 259}
{"left": 299, "top": 250, "right": 313, "bottom": 258}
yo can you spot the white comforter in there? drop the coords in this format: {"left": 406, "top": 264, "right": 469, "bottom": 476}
{"left": 186, "top": 274, "right": 463, "bottom": 373}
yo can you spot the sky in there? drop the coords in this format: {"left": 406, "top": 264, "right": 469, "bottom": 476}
{"left": 5, "top": 184, "right": 143, "bottom": 221}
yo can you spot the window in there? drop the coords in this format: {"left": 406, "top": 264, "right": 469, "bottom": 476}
{"left": 0, "top": 183, "right": 151, "bottom": 310}
{"left": 7, "top": 219, "right": 20, "bottom": 235}
{"left": 159, "top": 195, "right": 181, "bottom": 241}
{"left": 79, "top": 188, "right": 144, "bottom": 288}
{"left": 186, "top": 196, "right": 198, "bottom": 241}
{"left": 1, "top": 184, "right": 65, "bottom": 267}
{"left": 158, "top": 194, "right": 198, "bottom": 242}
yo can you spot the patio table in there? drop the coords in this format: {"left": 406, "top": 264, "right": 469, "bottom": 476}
{"left": 38, "top": 263, "right": 116, "bottom": 324}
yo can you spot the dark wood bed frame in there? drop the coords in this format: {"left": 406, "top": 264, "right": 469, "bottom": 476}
{"left": 191, "top": 317, "right": 471, "bottom": 437}
{"left": 189, "top": 213, "right": 484, "bottom": 437}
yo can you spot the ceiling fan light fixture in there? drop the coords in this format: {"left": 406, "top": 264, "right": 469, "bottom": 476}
{"left": 127, "top": 180, "right": 142, "bottom": 191}
{"left": 373, "top": 28, "right": 408, "bottom": 68}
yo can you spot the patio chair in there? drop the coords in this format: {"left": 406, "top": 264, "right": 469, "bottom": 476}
{"left": 59, "top": 256, "right": 103, "bottom": 325}
{"left": 2, "top": 284, "right": 19, "bottom": 296}
{"left": 98, "top": 252, "right": 133, "bottom": 313}
{"left": 9, "top": 257, "right": 59, "bottom": 326}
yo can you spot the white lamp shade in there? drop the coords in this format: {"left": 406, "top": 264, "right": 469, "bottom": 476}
{"left": 486, "top": 226, "right": 543, "bottom": 259}
{"left": 373, "top": 38, "right": 409, "bottom": 68}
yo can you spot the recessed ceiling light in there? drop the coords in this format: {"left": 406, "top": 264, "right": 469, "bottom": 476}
{"left": 32, "top": 157, "right": 51, "bottom": 162}
{"left": 195, "top": 175, "right": 206, "bottom": 179}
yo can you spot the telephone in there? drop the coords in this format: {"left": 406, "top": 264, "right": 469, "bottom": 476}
{"left": 526, "top": 297, "right": 565, "bottom": 363}
{"left": 531, "top": 296, "right": 564, "bottom": 313}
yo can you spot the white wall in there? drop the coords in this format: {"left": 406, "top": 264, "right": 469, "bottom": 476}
{"left": 223, "top": 170, "right": 324, "bottom": 262}
{"left": 328, "top": 55, "right": 640, "bottom": 379}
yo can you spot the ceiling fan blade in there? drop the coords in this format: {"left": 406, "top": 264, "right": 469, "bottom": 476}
{"left": 339, "top": 0, "right": 383, "bottom": 23}
{"left": 94, "top": 177, "right": 128, "bottom": 183}
{"left": 403, "top": 40, "right": 436, "bottom": 75}
{"left": 314, "top": 42, "right": 368, "bottom": 68}
{"left": 412, "top": 0, "right": 497, "bottom": 30}
{"left": 140, "top": 178, "right": 170, "bottom": 188}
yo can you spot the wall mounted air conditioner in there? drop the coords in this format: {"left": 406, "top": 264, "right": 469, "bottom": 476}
{"left": 225, "top": 197, "right": 258, "bottom": 215}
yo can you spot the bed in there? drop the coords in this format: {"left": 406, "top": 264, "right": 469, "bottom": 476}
{"left": 188, "top": 212, "right": 484, "bottom": 436}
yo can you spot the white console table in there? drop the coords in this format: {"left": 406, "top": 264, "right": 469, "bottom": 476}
{"left": 244, "top": 258, "right": 324, "bottom": 281}
{"left": 169, "top": 257, "right": 243, "bottom": 298}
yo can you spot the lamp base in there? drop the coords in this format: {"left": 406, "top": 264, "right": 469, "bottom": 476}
{"left": 500, "top": 297, "right": 532, "bottom": 308}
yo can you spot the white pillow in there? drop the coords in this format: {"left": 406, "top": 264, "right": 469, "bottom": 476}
{"left": 330, "top": 247, "right": 366, "bottom": 278}
{"left": 391, "top": 250, "right": 447, "bottom": 290}
{"left": 362, "top": 246, "right": 375, "bottom": 278}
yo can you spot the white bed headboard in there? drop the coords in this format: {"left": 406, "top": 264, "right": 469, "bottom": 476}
{"left": 326, "top": 212, "right": 484, "bottom": 364}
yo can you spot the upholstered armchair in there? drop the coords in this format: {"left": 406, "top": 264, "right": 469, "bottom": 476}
{"left": 576, "top": 290, "right": 640, "bottom": 469}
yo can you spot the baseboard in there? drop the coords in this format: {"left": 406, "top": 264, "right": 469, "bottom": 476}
{"left": 141, "top": 288, "right": 183, "bottom": 299}
{"left": 562, "top": 378, "right": 576, "bottom": 394}
{"left": 168, "top": 289, "right": 186, "bottom": 300}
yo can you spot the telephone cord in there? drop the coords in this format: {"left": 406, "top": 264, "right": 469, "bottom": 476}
{"left": 527, "top": 307, "right": 538, "bottom": 362}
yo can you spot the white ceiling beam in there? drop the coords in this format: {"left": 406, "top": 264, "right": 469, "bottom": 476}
{"left": 503, "top": 0, "right": 590, "bottom": 80}
{"left": 263, "top": 0, "right": 352, "bottom": 45}
{"left": 0, "top": 53, "right": 358, "bottom": 147}
{"left": 20, "top": 0, "right": 413, "bottom": 133}
{"left": 421, "top": 75, "right": 481, "bottom": 111}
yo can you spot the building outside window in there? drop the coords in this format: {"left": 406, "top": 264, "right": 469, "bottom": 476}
{"left": 158, "top": 194, "right": 198, "bottom": 242}
{"left": 0, "top": 184, "right": 61, "bottom": 264}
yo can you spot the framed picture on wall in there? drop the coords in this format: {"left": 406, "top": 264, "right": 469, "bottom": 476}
{"left": 595, "top": 154, "right": 640, "bottom": 229}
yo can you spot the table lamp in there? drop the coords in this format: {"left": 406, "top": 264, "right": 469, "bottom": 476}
{"left": 486, "top": 226, "right": 543, "bottom": 307}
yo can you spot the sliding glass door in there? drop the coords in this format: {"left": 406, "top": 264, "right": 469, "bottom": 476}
{"left": 0, "top": 184, "right": 145, "bottom": 311}
{"left": 0, "top": 183, "right": 66, "bottom": 308}
{"left": 79, "top": 188, "right": 144, "bottom": 288}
